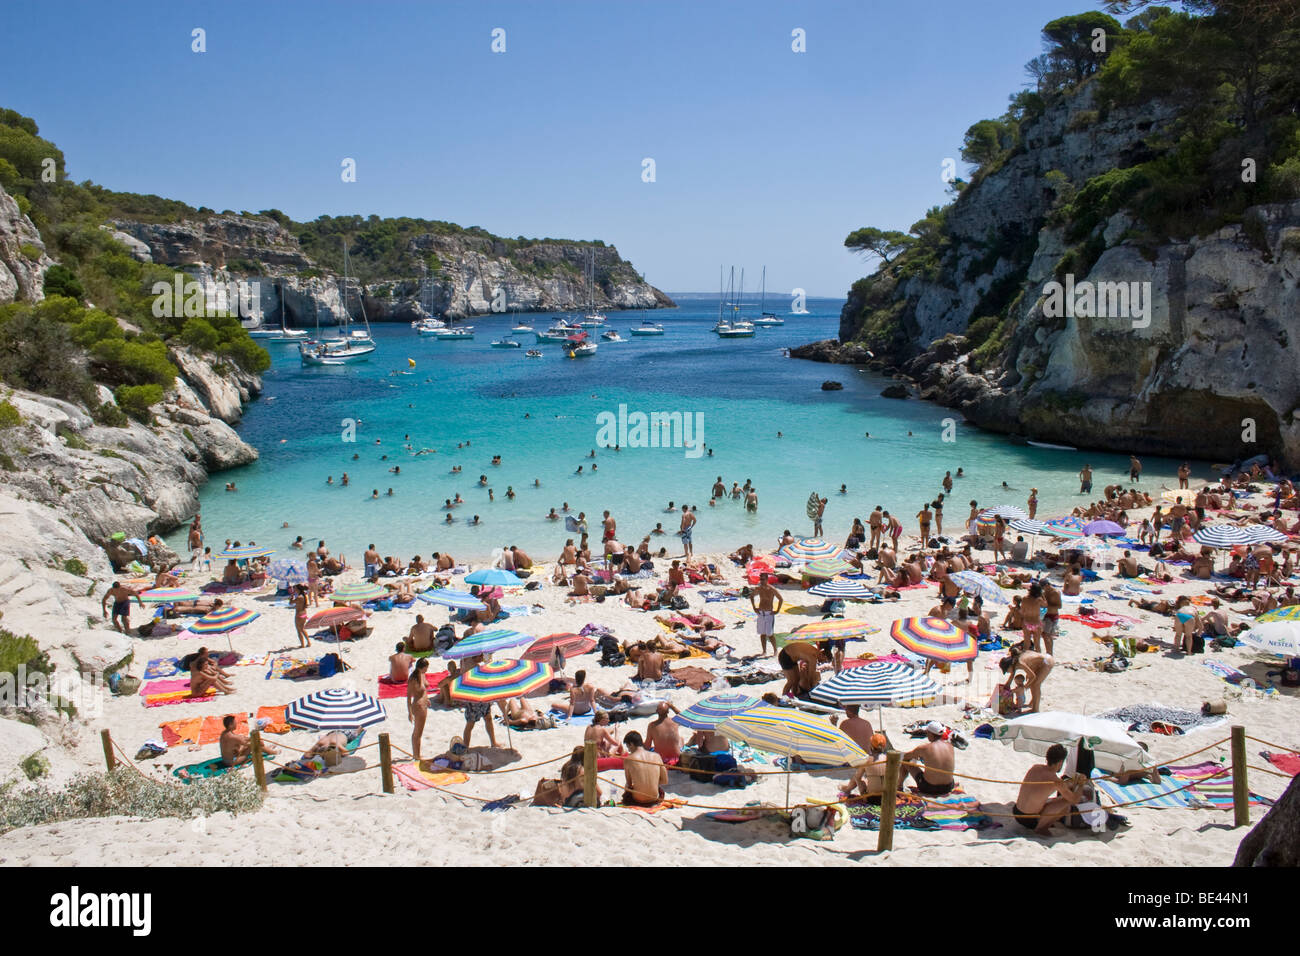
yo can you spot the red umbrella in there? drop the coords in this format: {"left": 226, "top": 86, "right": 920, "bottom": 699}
{"left": 523, "top": 632, "right": 597, "bottom": 662}
{"left": 305, "top": 607, "right": 366, "bottom": 629}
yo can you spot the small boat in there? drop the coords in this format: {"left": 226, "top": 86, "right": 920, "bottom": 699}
{"left": 752, "top": 312, "right": 785, "bottom": 327}
{"left": 564, "top": 332, "right": 597, "bottom": 358}
{"left": 629, "top": 320, "right": 665, "bottom": 336}
{"left": 716, "top": 321, "right": 756, "bottom": 338}
{"left": 248, "top": 280, "right": 308, "bottom": 340}
{"left": 580, "top": 313, "right": 607, "bottom": 328}
{"left": 436, "top": 327, "right": 474, "bottom": 340}
{"left": 491, "top": 337, "right": 522, "bottom": 349}
{"left": 301, "top": 243, "right": 375, "bottom": 365}
{"left": 601, "top": 329, "right": 624, "bottom": 342}
{"left": 525, "top": 349, "right": 543, "bottom": 358}
{"left": 415, "top": 317, "right": 447, "bottom": 336}
{"left": 511, "top": 324, "right": 534, "bottom": 333}
{"left": 536, "top": 320, "right": 583, "bottom": 342}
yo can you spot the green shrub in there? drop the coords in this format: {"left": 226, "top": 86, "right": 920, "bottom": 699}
{"left": 90, "top": 338, "right": 176, "bottom": 387}
{"left": 0, "top": 452, "right": 13, "bottom": 471}
{"left": 965, "top": 315, "right": 1002, "bottom": 349}
{"left": 18, "top": 243, "right": 41, "bottom": 261}
{"left": 0, "top": 399, "right": 21, "bottom": 428}
{"left": 62, "top": 557, "right": 87, "bottom": 576}
{"left": 114, "top": 384, "right": 164, "bottom": 422}
{"left": 92, "top": 402, "right": 128, "bottom": 428}
{"left": 19, "top": 753, "right": 48, "bottom": 781}
{"left": 0, "top": 628, "right": 50, "bottom": 678}
{"left": 55, "top": 423, "right": 89, "bottom": 449}
{"left": 42, "top": 264, "right": 84, "bottom": 300}
{"left": 180, "top": 318, "right": 221, "bottom": 352}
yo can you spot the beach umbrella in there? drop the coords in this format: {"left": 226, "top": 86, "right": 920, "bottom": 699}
{"left": 889, "top": 616, "right": 977, "bottom": 663}
{"left": 417, "top": 588, "right": 486, "bottom": 611}
{"left": 186, "top": 605, "right": 261, "bottom": 652}
{"left": 1043, "top": 517, "right": 1085, "bottom": 539}
{"left": 1082, "top": 519, "right": 1125, "bottom": 537}
{"left": 717, "top": 707, "right": 869, "bottom": 808}
{"left": 1161, "top": 488, "right": 1205, "bottom": 501}
{"left": 994, "top": 711, "right": 1150, "bottom": 774}
{"left": 1193, "top": 525, "right": 1254, "bottom": 549}
{"left": 1239, "top": 620, "right": 1300, "bottom": 657}
{"left": 331, "top": 581, "right": 387, "bottom": 603}
{"left": 522, "top": 632, "right": 596, "bottom": 662}
{"left": 218, "top": 545, "right": 275, "bottom": 559}
{"left": 945, "top": 570, "right": 1008, "bottom": 606}
{"left": 1070, "top": 536, "right": 1113, "bottom": 555}
{"left": 448, "top": 658, "right": 554, "bottom": 703}
{"left": 808, "top": 578, "right": 874, "bottom": 600}
{"left": 672, "top": 693, "right": 761, "bottom": 731}
{"left": 789, "top": 619, "right": 880, "bottom": 642}
{"left": 267, "top": 559, "right": 307, "bottom": 586}
{"left": 809, "top": 661, "right": 941, "bottom": 709}
{"left": 1243, "top": 525, "right": 1288, "bottom": 544}
{"left": 801, "top": 557, "right": 855, "bottom": 579}
{"left": 305, "top": 606, "right": 366, "bottom": 629}
{"left": 139, "top": 586, "right": 203, "bottom": 603}
{"left": 778, "top": 537, "right": 840, "bottom": 562}
{"left": 979, "top": 505, "right": 1028, "bottom": 521}
{"left": 286, "top": 687, "right": 387, "bottom": 731}
{"left": 441, "top": 627, "right": 535, "bottom": 660}
{"left": 1009, "top": 518, "right": 1049, "bottom": 535}
{"left": 464, "top": 568, "right": 524, "bottom": 587}
{"left": 1256, "top": 605, "right": 1300, "bottom": 623}
{"left": 805, "top": 491, "right": 822, "bottom": 521}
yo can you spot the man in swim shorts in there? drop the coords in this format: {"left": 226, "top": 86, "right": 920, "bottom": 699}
{"left": 750, "top": 573, "right": 784, "bottom": 656}
{"left": 102, "top": 582, "right": 142, "bottom": 634}
{"left": 1014, "top": 743, "right": 1085, "bottom": 834}
{"left": 903, "top": 720, "right": 955, "bottom": 795}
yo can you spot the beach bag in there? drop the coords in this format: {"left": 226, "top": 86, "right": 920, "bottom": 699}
{"left": 1190, "top": 633, "right": 1205, "bottom": 655}
{"left": 533, "top": 778, "right": 563, "bottom": 807}
{"left": 319, "top": 653, "right": 341, "bottom": 678}
{"left": 669, "top": 596, "right": 689, "bottom": 611}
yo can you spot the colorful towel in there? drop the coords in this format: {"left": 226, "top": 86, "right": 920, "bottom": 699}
{"left": 548, "top": 707, "right": 593, "bottom": 726}
{"left": 1167, "top": 761, "right": 1274, "bottom": 809}
{"left": 670, "top": 665, "right": 716, "bottom": 691}
{"left": 1201, "top": 659, "right": 1247, "bottom": 684}
{"left": 173, "top": 758, "right": 240, "bottom": 783}
{"left": 265, "top": 656, "right": 307, "bottom": 680}
{"left": 918, "top": 792, "right": 999, "bottom": 830}
{"left": 141, "top": 678, "right": 191, "bottom": 696}
{"left": 846, "top": 794, "right": 939, "bottom": 830}
{"left": 158, "top": 716, "right": 204, "bottom": 747}
{"left": 393, "top": 762, "right": 470, "bottom": 792}
{"left": 619, "top": 797, "right": 686, "bottom": 815}
{"left": 255, "top": 705, "right": 290, "bottom": 734}
{"left": 1264, "top": 752, "right": 1300, "bottom": 777}
{"left": 141, "top": 678, "right": 216, "bottom": 707}
{"left": 1092, "top": 771, "right": 1191, "bottom": 809}
{"left": 377, "top": 670, "right": 447, "bottom": 700}
{"left": 144, "top": 657, "right": 181, "bottom": 679}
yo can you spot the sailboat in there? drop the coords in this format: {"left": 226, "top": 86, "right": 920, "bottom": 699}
{"left": 412, "top": 275, "right": 447, "bottom": 335}
{"left": 580, "top": 249, "right": 606, "bottom": 327}
{"left": 247, "top": 280, "right": 308, "bottom": 341}
{"left": 300, "top": 240, "right": 376, "bottom": 365}
{"left": 714, "top": 267, "right": 755, "bottom": 338}
{"left": 750, "top": 266, "right": 784, "bottom": 326}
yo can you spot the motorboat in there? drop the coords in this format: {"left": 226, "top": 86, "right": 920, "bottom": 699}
{"left": 511, "top": 323, "right": 534, "bottom": 333}
{"left": 601, "top": 329, "right": 624, "bottom": 342}
{"left": 536, "top": 319, "right": 583, "bottom": 342}
{"left": 490, "top": 337, "right": 522, "bottom": 349}
{"left": 415, "top": 317, "right": 447, "bottom": 336}
{"left": 435, "top": 326, "right": 474, "bottom": 340}
{"left": 629, "top": 320, "right": 664, "bottom": 336}
{"left": 525, "top": 349, "right": 543, "bottom": 358}
{"left": 752, "top": 311, "right": 785, "bottom": 326}
{"left": 715, "top": 321, "right": 755, "bottom": 338}
{"left": 564, "top": 332, "right": 597, "bottom": 358}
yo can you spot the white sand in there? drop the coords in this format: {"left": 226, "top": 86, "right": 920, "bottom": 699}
{"left": 1, "top": 508, "right": 1296, "bottom": 867}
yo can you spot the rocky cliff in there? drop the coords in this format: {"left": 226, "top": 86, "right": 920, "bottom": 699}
{"left": 112, "top": 215, "right": 674, "bottom": 324}
{"left": 819, "top": 78, "right": 1300, "bottom": 467}
{"left": 0, "top": 185, "right": 53, "bottom": 304}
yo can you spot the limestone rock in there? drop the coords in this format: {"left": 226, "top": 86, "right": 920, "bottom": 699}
{"left": 0, "top": 183, "right": 53, "bottom": 305}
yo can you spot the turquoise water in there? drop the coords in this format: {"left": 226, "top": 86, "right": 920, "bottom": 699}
{"left": 171, "top": 298, "right": 1204, "bottom": 562}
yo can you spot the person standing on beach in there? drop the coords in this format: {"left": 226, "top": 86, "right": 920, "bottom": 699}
{"left": 1079, "top": 464, "right": 1093, "bottom": 494}
{"left": 814, "top": 496, "right": 827, "bottom": 537}
{"left": 1129, "top": 455, "right": 1142, "bottom": 483}
{"left": 602, "top": 510, "right": 616, "bottom": 543}
{"left": 407, "top": 658, "right": 430, "bottom": 761}
{"left": 887, "top": 511, "right": 903, "bottom": 551}
{"left": 942, "top": 471, "right": 953, "bottom": 493}
{"left": 102, "top": 582, "right": 142, "bottom": 634}
{"left": 916, "top": 503, "right": 933, "bottom": 545}
{"left": 1027, "top": 488, "right": 1038, "bottom": 520}
{"left": 680, "top": 506, "right": 696, "bottom": 558}
{"left": 1000, "top": 646, "right": 1053, "bottom": 713}
{"left": 751, "top": 573, "right": 784, "bottom": 657}
{"left": 1178, "top": 461, "right": 1190, "bottom": 489}
{"left": 293, "top": 585, "right": 311, "bottom": 648}
{"left": 1020, "top": 582, "right": 1045, "bottom": 651}
{"left": 869, "top": 506, "right": 883, "bottom": 549}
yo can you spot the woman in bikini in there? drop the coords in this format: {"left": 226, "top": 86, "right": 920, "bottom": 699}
{"left": 564, "top": 669, "right": 599, "bottom": 719}
{"left": 292, "top": 585, "right": 311, "bottom": 648}
{"left": 407, "top": 657, "right": 430, "bottom": 761}
{"left": 1172, "top": 595, "right": 1201, "bottom": 653}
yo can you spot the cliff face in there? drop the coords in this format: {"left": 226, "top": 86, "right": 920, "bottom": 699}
{"left": 829, "top": 81, "right": 1300, "bottom": 466}
{"left": 113, "top": 215, "right": 674, "bottom": 323}
{"left": 0, "top": 186, "right": 54, "bottom": 305}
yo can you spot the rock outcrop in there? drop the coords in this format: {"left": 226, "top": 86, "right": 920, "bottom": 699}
{"left": 0, "top": 185, "right": 53, "bottom": 304}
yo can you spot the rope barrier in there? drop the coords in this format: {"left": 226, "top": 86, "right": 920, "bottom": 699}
{"left": 1245, "top": 734, "right": 1300, "bottom": 754}
{"left": 1247, "top": 763, "right": 1293, "bottom": 779}
{"left": 386, "top": 743, "right": 571, "bottom": 775}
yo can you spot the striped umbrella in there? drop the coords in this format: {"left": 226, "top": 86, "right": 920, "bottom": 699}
{"left": 673, "top": 693, "right": 761, "bottom": 731}
{"left": 778, "top": 537, "right": 840, "bottom": 562}
{"left": 331, "top": 581, "right": 387, "bottom": 603}
{"left": 808, "top": 578, "right": 874, "bottom": 600}
{"left": 889, "top": 616, "right": 977, "bottom": 663}
{"left": 305, "top": 606, "right": 366, "bottom": 629}
{"left": 1193, "top": 525, "right": 1254, "bottom": 549}
{"left": 188, "top": 606, "right": 260, "bottom": 634}
{"left": 717, "top": 707, "right": 869, "bottom": 768}
{"left": 1009, "top": 518, "right": 1049, "bottom": 535}
{"left": 1082, "top": 519, "right": 1125, "bottom": 536}
{"left": 789, "top": 619, "right": 880, "bottom": 642}
{"left": 801, "top": 557, "right": 855, "bottom": 579}
{"left": 946, "top": 570, "right": 1008, "bottom": 605}
{"left": 1043, "top": 517, "right": 1085, "bottom": 539}
{"left": 139, "top": 587, "right": 203, "bottom": 603}
{"left": 417, "top": 588, "right": 486, "bottom": 611}
{"left": 286, "top": 687, "right": 387, "bottom": 730}
{"left": 1256, "top": 605, "right": 1300, "bottom": 623}
{"left": 448, "top": 658, "right": 553, "bottom": 703}
{"left": 523, "top": 632, "right": 596, "bottom": 662}
{"left": 441, "top": 628, "right": 535, "bottom": 660}
{"left": 979, "top": 505, "right": 1028, "bottom": 521}
{"left": 268, "top": 559, "right": 307, "bottom": 586}
{"left": 810, "top": 661, "right": 941, "bottom": 708}
{"left": 1243, "top": 525, "right": 1288, "bottom": 544}
{"left": 464, "top": 568, "right": 523, "bottom": 587}
{"left": 1070, "top": 536, "right": 1113, "bottom": 554}
{"left": 1239, "top": 620, "right": 1300, "bottom": 657}
{"left": 217, "top": 545, "right": 275, "bottom": 559}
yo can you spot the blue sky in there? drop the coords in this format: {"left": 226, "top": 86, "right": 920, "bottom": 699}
{"left": 4, "top": 0, "right": 1102, "bottom": 295}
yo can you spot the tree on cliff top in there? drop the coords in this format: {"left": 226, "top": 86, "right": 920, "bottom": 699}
{"left": 1040, "top": 12, "right": 1123, "bottom": 86}
{"left": 844, "top": 227, "right": 914, "bottom": 265}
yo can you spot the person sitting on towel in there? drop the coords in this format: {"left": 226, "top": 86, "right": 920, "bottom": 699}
{"left": 621, "top": 731, "right": 668, "bottom": 805}
{"left": 903, "top": 721, "right": 955, "bottom": 796}
{"left": 1013, "top": 743, "right": 1086, "bottom": 834}
{"left": 845, "top": 733, "right": 902, "bottom": 802}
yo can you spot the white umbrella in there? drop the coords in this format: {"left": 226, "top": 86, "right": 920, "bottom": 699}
{"left": 994, "top": 711, "right": 1151, "bottom": 774}
{"left": 1239, "top": 620, "right": 1300, "bottom": 658}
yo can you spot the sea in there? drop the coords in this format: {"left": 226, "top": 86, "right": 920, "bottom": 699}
{"left": 169, "top": 296, "right": 1205, "bottom": 563}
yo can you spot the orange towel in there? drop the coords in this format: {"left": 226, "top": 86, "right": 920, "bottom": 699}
{"left": 255, "top": 704, "right": 290, "bottom": 733}
{"left": 158, "top": 716, "right": 204, "bottom": 747}
{"left": 198, "top": 713, "right": 248, "bottom": 746}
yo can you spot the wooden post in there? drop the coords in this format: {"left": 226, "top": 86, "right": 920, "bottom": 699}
{"left": 379, "top": 732, "right": 394, "bottom": 794}
{"left": 101, "top": 729, "right": 116, "bottom": 772}
{"left": 250, "top": 729, "right": 267, "bottom": 792}
{"left": 583, "top": 739, "right": 598, "bottom": 808}
{"left": 877, "top": 750, "right": 902, "bottom": 853}
{"left": 1230, "top": 725, "right": 1248, "bottom": 828}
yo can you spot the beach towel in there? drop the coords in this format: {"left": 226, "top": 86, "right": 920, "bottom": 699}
{"left": 1167, "top": 761, "right": 1273, "bottom": 809}
{"left": 255, "top": 705, "right": 290, "bottom": 734}
{"left": 173, "top": 758, "right": 243, "bottom": 783}
{"left": 1091, "top": 770, "right": 1191, "bottom": 809}
{"left": 265, "top": 656, "right": 307, "bottom": 680}
{"left": 1264, "top": 752, "right": 1300, "bottom": 776}
{"left": 158, "top": 716, "right": 204, "bottom": 747}
{"left": 619, "top": 797, "right": 686, "bottom": 814}
{"left": 144, "top": 657, "right": 181, "bottom": 679}
{"left": 393, "top": 762, "right": 470, "bottom": 792}
{"left": 1093, "top": 704, "right": 1225, "bottom": 735}
{"left": 1060, "top": 613, "right": 1113, "bottom": 629}
{"left": 141, "top": 678, "right": 216, "bottom": 707}
{"left": 669, "top": 666, "right": 716, "bottom": 691}
{"left": 141, "top": 678, "right": 192, "bottom": 696}
{"left": 377, "top": 670, "right": 447, "bottom": 700}
{"left": 1201, "top": 659, "right": 1247, "bottom": 684}
{"left": 549, "top": 708, "right": 594, "bottom": 726}
{"left": 916, "top": 792, "right": 999, "bottom": 830}
{"left": 846, "top": 794, "right": 939, "bottom": 830}
{"left": 705, "top": 808, "right": 767, "bottom": 823}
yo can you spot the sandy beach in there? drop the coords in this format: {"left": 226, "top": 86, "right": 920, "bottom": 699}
{"left": 2, "top": 485, "right": 1296, "bottom": 868}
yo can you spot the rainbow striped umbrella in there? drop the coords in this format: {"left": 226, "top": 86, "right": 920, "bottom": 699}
{"left": 1257, "top": 605, "right": 1300, "bottom": 623}
{"left": 717, "top": 706, "right": 869, "bottom": 767}
{"left": 802, "top": 557, "right": 856, "bottom": 579}
{"left": 778, "top": 538, "right": 840, "bottom": 562}
{"left": 442, "top": 628, "right": 535, "bottom": 660}
{"left": 448, "top": 658, "right": 553, "bottom": 703}
{"left": 889, "top": 616, "right": 977, "bottom": 663}
{"left": 305, "top": 606, "right": 366, "bottom": 629}
{"left": 139, "top": 587, "right": 203, "bottom": 603}
{"left": 522, "top": 632, "right": 596, "bottom": 662}
{"left": 789, "top": 619, "right": 880, "bottom": 642}
{"left": 672, "top": 693, "right": 760, "bottom": 731}
{"left": 810, "top": 661, "right": 940, "bottom": 708}
{"left": 218, "top": 545, "right": 275, "bottom": 559}
{"left": 331, "top": 581, "right": 387, "bottom": 603}
{"left": 188, "top": 606, "right": 260, "bottom": 634}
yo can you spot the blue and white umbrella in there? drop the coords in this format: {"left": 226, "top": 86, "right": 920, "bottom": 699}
{"left": 286, "top": 688, "right": 386, "bottom": 730}
{"left": 268, "top": 559, "right": 307, "bottom": 586}
{"left": 1009, "top": 518, "right": 1049, "bottom": 535}
{"left": 1070, "top": 536, "right": 1113, "bottom": 554}
{"left": 418, "top": 588, "right": 487, "bottom": 611}
{"left": 218, "top": 545, "right": 275, "bottom": 559}
{"left": 441, "top": 628, "right": 535, "bottom": 660}
{"left": 1192, "top": 525, "right": 1254, "bottom": 549}
{"left": 979, "top": 505, "right": 1028, "bottom": 521}
{"left": 808, "top": 578, "right": 874, "bottom": 600}
{"left": 1243, "top": 525, "right": 1288, "bottom": 544}
{"left": 464, "top": 568, "right": 524, "bottom": 587}
{"left": 946, "top": 570, "right": 1008, "bottom": 605}
{"left": 809, "top": 661, "right": 941, "bottom": 709}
